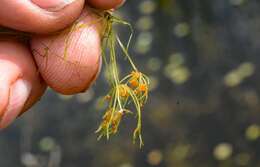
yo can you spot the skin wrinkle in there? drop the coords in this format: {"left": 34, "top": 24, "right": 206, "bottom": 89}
{"left": 74, "top": 23, "right": 86, "bottom": 67}
{"left": 65, "top": 22, "right": 84, "bottom": 73}
{"left": 67, "top": 34, "right": 101, "bottom": 90}
{"left": 31, "top": 39, "right": 54, "bottom": 73}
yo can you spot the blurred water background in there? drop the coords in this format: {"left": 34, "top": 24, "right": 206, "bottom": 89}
{"left": 1, "top": 0, "right": 260, "bottom": 166}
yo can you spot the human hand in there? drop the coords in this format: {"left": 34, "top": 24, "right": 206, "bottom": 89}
{"left": 0, "top": 0, "right": 125, "bottom": 129}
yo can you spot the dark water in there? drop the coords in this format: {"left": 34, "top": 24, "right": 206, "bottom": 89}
{"left": 1, "top": 0, "right": 260, "bottom": 166}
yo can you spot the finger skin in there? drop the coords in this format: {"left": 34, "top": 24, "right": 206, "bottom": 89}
{"left": 0, "top": 41, "right": 46, "bottom": 128}
{"left": 0, "top": 79, "right": 32, "bottom": 129}
{"left": 30, "top": 8, "right": 103, "bottom": 95}
{"left": 0, "top": 0, "right": 85, "bottom": 33}
{"left": 88, "top": 0, "right": 125, "bottom": 10}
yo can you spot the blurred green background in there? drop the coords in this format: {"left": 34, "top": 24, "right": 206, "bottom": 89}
{"left": 1, "top": 0, "right": 260, "bottom": 166}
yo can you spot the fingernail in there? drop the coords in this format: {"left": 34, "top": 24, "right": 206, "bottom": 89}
{"left": 31, "top": 0, "right": 75, "bottom": 11}
{"left": 0, "top": 79, "right": 32, "bottom": 129}
{"left": 96, "top": 57, "right": 102, "bottom": 78}
{"left": 117, "top": 0, "right": 126, "bottom": 8}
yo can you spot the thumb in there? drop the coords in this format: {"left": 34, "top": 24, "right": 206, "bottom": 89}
{"left": 0, "top": 0, "right": 85, "bottom": 34}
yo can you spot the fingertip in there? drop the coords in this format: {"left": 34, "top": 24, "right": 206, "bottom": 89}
{"left": 30, "top": 8, "right": 103, "bottom": 95}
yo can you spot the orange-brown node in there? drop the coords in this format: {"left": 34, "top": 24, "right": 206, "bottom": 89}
{"left": 129, "top": 79, "right": 139, "bottom": 87}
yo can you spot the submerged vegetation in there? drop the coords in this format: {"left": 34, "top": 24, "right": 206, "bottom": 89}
{"left": 93, "top": 10, "right": 150, "bottom": 147}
